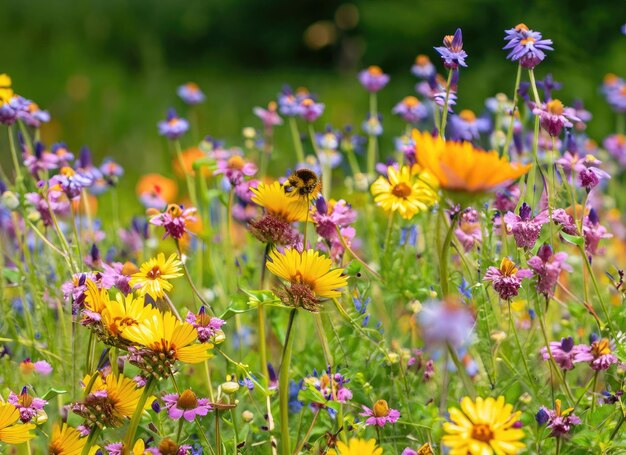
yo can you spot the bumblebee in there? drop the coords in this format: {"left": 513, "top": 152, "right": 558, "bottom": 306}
{"left": 283, "top": 168, "right": 321, "bottom": 199}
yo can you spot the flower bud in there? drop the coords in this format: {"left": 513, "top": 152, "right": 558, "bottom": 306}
{"left": 242, "top": 410, "right": 254, "bottom": 422}
{"left": 221, "top": 381, "right": 240, "bottom": 395}
{"left": 1, "top": 191, "right": 19, "bottom": 210}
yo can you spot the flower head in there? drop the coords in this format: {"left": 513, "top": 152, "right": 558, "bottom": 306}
{"left": 392, "top": 96, "right": 428, "bottom": 124}
{"left": 418, "top": 298, "right": 474, "bottom": 349}
{"left": 8, "top": 387, "right": 47, "bottom": 423}
{"left": 503, "top": 203, "right": 549, "bottom": 249}
{"left": 298, "top": 96, "right": 325, "bottom": 122}
{"left": 435, "top": 28, "right": 468, "bottom": 69}
{"left": 254, "top": 101, "right": 283, "bottom": 128}
{"left": 267, "top": 248, "right": 347, "bottom": 312}
{"left": 449, "top": 110, "right": 491, "bottom": 142}
{"left": 358, "top": 66, "right": 390, "bottom": 92}
{"left": 130, "top": 253, "right": 183, "bottom": 300}
{"left": 360, "top": 399, "right": 400, "bottom": 427}
{"left": 503, "top": 24, "right": 553, "bottom": 69}
{"left": 527, "top": 244, "right": 572, "bottom": 296}
{"left": 149, "top": 204, "right": 197, "bottom": 240}
{"left": 186, "top": 306, "right": 226, "bottom": 343}
{"left": 442, "top": 396, "right": 525, "bottom": 455}
{"left": 158, "top": 108, "right": 189, "bottom": 140}
{"left": 540, "top": 337, "right": 592, "bottom": 370}
{"left": 455, "top": 208, "right": 482, "bottom": 251}
{"left": 0, "top": 403, "right": 35, "bottom": 444}
{"left": 177, "top": 82, "right": 205, "bottom": 105}
{"left": 532, "top": 99, "right": 580, "bottom": 137}
{"left": 329, "top": 438, "right": 382, "bottom": 455}
{"left": 413, "top": 130, "right": 530, "bottom": 199}
{"left": 537, "top": 399, "right": 581, "bottom": 437}
{"left": 484, "top": 258, "right": 532, "bottom": 300}
{"left": 162, "top": 389, "right": 212, "bottom": 421}
{"left": 48, "top": 423, "right": 87, "bottom": 454}
{"left": 411, "top": 55, "right": 436, "bottom": 79}
{"left": 371, "top": 165, "right": 439, "bottom": 219}
{"left": 589, "top": 338, "right": 618, "bottom": 371}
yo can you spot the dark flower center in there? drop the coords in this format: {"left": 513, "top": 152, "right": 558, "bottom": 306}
{"left": 373, "top": 399, "right": 390, "bottom": 417}
{"left": 392, "top": 182, "right": 412, "bottom": 198}
{"left": 177, "top": 389, "right": 199, "bottom": 410}
{"left": 146, "top": 266, "right": 162, "bottom": 280}
{"left": 471, "top": 423, "right": 494, "bottom": 442}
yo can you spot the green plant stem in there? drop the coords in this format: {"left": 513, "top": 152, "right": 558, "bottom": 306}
{"left": 124, "top": 377, "right": 156, "bottom": 449}
{"left": 258, "top": 243, "right": 270, "bottom": 386}
{"left": 590, "top": 371, "right": 598, "bottom": 418}
{"left": 81, "top": 426, "right": 101, "bottom": 455}
{"left": 439, "top": 209, "right": 457, "bottom": 297}
{"left": 230, "top": 408, "right": 239, "bottom": 454}
{"left": 383, "top": 211, "right": 395, "bottom": 251}
{"left": 293, "top": 409, "right": 319, "bottom": 455}
{"left": 175, "top": 139, "right": 198, "bottom": 206}
{"left": 334, "top": 225, "right": 381, "bottom": 281}
{"left": 609, "top": 412, "right": 625, "bottom": 440}
{"left": 288, "top": 117, "right": 305, "bottom": 164}
{"left": 438, "top": 70, "right": 454, "bottom": 139}
{"left": 502, "top": 64, "right": 523, "bottom": 157}
{"left": 366, "top": 92, "right": 378, "bottom": 179}
{"left": 175, "top": 240, "right": 212, "bottom": 313}
{"left": 279, "top": 309, "right": 297, "bottom": 455}
{"left": 313, "top": 313, "right": 333, "bottom": 367}
{"left": 215, "top": 410, "right": 222, "bottom": 455}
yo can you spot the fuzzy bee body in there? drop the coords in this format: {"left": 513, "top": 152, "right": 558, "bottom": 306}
{"left": 283, "top": 168, "right": 322, "bottom": 199}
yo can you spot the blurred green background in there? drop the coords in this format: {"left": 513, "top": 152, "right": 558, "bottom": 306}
{"left": 1, "top": 0, "right": 625, "bottom": 182}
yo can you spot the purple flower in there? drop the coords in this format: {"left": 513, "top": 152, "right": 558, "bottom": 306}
{"left": 298, "top": 97, "right": 325, "bottom": 122}
{"left": 434, "top": 28, "right": 468, "bottom": 69}
{"left": 503, "top": 24, "right": 553, "bottom": 69}
{"left": 583, "top": 209, "right": 612, "bottom": 256}
{"left": 417, "top": 299, "right": 474, "bottom": 349}
{"left": 449, "top": 109, "right": 490, "bottom": 141}
{"left": 536, "top": 74, "right": 562, "bottom": 102}
{"left": 19, "top": 100, "right": 50, "bottom": 127}
{"left": 362, "top": 113, "right": 383, "bottom": 136}
{"left": 532, "top": 99, "right": 580, "bottom": 137}
{"left": 162, "top": 389, "right": 212, "bottom": 421}
{"left": 527, "top": 244, "right": 572, "bottom": 296}
{"left": 185, "top": 306, "right": 226, "bottom": 343}
{"left": 551, "top": 208, "right": 578, "bottom": 236}
{"left": 19, "top": 358, "right": 53, "bottom": 376}
{"left": 49, "top": 167, "right": 93, "bottom": 200}
{"left": 589, "top": 338, "right": 619, "bottom": 371}
{"left": 23, "top": 142, "right": 59, "bottom": 177}
{"left": 411, "top": 55, "right": 436, "bottom": 79}
{"left": 277, "top": 86, "right": 305, "bottom": 117}
{"left": 149, "top": 204, "right": 197, "bottom": 240}
{"left": 454, "top": 208, "right": 482, "bottom": 251}
{"left": 540, "top": 337, "right": 592, "bottom": 370}
{"left": 253, "top": 101, "right": 283, "bottom": 128}
{"left": 313, "top": 197, "right": 357, "bottom": 261}
{"left": 177, "top": 82, "right": 205, "bottom": 105}
{"left": 493, "top": 185, "right": 520, "bottom": 212}
{"left": 100, "top": 159, "right": 124, "bottom": 185}
{"left": 358, "top": 66, "right": 390, "bottom": 92}
{"left": 360, "top": 400, "right": 400, "bottom": 427}
{"left": 8, "top": 387, "right": 47, "bottom": 423}
{"left": 577, "top": 166, "right": 610, "bottom": 192}
{"left": 303, "top": 366, "right": 352, "bottom": 415}
{"left": 484, "top": 258, "right": 532, "bottom": 300}
{"left": 537, "top": 399, "right": 581, "bottom": 437}
{"left": 158, "top": 108, "right": 189, "bottom": 140}
{"left": 602, "top": 74, "right": 626, "bottom": 113}
{"left": 0, "top": 95, "right": 30, "bottom": 125}
{"left": 503, "top": 203, "right": 549, "bottom": 249}
{"left": 100, "top": 262, "right": 134, "bottom": 295}
{"left": 392, "top": 96, "right": 428, "bottom": 124}
{"left": 214, "top": 152, "right": 257, "bottom": 185}
{"left": 604, "top": 133, "right": 626, "bottom": 167}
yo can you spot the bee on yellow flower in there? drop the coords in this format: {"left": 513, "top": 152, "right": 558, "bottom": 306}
{"left": 130, "top": 253, "right": 183, "bottom": 300}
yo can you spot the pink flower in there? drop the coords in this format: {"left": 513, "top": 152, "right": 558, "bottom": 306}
{"left": 454, "top": 208, "right": 482, "bottom": 251}
{"left": 149, "top": 204, "right": 197, "bottom": 240}
{"left": 8, "top": 387, "right": 47, "bottom": 423}
{"left": 19, "top": 358, "right": 53, "bottom": 376}
{"left": 484, "top": 258, "right": 532, "bottom": 300}
{"left": 583, "top": 209, "right": 612, "bottom": 256}
{"left": 589, "top": 338, "right": 618, "bottom": 371}
{"left": 532, "top": 99, "right": 580, "bottom": 137}
{"left": 527, "top": 243, "right": 572, "bottom": 296}
{"left": 537, "top": 399, "right": 581, "bottom": 437}
{"left": 360, "top": 400, "right": 400, "bottom": 427}
{"left": 253, "top": 101, "right": 283, "bottom": 128}
{"left": 214, "top": 152, "right": 257, "bottom": 185}
{"left": 185, "top": 306, "right": 226, "bottom": 343}
{"left": 503, "top": 203, "right": 548, "bottom": 249}
{"left": 100, "top": 262, "right": 135, "bottom": 295}
{"left": 540, "top": 337, "right": 592, "bottom": 370}
{"left": 493, "top": 185, "right": 520, "bottom": 212}
{"left": 162, "top": 389, "right": 212, "bottom": 422}
{"left": 313, "top": 197, "right": 357, "bottom": 260}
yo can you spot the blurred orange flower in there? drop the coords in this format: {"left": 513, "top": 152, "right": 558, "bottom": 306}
{"left": 136, "top": 174, "right": 178, "bottom": 203}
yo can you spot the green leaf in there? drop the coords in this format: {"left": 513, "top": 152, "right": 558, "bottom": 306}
{"left": 2, "top": 268, "right": 20, "bottom": 284}
{"left": 560, "top": 231, "right": 584, "bottom": 247}
{"left": 42, "top": 388, "right": 67, "bottom": 400}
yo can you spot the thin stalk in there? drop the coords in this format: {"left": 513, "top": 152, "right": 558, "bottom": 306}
{"left": 334, "top": 225, "right": 381, "bottom": 281}
{"left": 383, "top": 211, "right": 395, "bottom": 251}
{"left": 124, "top": 377, "right": 156, "bottom": 448}
{"left": 215, "top": 410, "right": 222, "bottom": 455}
{"left": 293, "top": 409, "right": 320, "bottom": 455}
{"left": 163, "top": 293, "right": 183, "bottom": 321}
{"left": 313, "top": 313, "right": 333, "bottom": 367}
{"left": 502, "top": 64, "right": 523, "bottom": 157}
{"left": 439, "top": 210, "right": 457, "bottom": 297}
{"left": 438, "top": 70, "right": 454, "bottom": 139}
{"left": 175, "top": 139, "right": 198, "bottom": 206}
{"left": 366, "top": 92, "right": 379, "bottom": 179}
{"left": 81, "top": 426, "right": 101, "bottom": 455}
{"left": 279, "top": 309, "right": 297, "bottom": 455}
{"left": 258, "top": 243, "right": 270, "bottom": 386}
{"left": 288, "top": 117, "right": 305, "bottom": 164}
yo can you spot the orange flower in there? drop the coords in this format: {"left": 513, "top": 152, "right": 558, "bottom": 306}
{"left": 173, "top": 147, "right": 211, "bottom": 177}
{"left": 136, "top": 174, "right": 178, "bottom": 204}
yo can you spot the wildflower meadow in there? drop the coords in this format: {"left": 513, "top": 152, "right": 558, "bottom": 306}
{"left": 3, "top": 21, "right": 626, "bottom": 455}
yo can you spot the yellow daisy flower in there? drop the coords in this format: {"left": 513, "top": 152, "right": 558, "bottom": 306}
{"left": 130, "top": 253, "right": 183, "bottom": 300}
{"left": 267, "top": 248, "right": 347, "bottom": 311}
{"left": 328, "top": 438, "right": 383, "bottom": 455}
{"left": 122, "top": 310, "right": 212, "bottom": 367}
{"left": 251, "top": 181, "right": 310, "bottom": 223}
{"left": 48, "top": 423, "right": 87, "bottom": 455}
{"left": 101, "top": 292, "right": 159, "bottom": 338}
{"left": 0, "top": 403, "right": 35, "bottom": 444}
{"left": 84, "top": 279, "right": 109, "bottom": 315}
{"left": 75, "top": 373, "right": 144, "bottom": 428}
{"left": 413, "top": 129, "right": 530, "bottom": 196}
{"left": 370, "top": 164, "right": 439, "bottom": 219}
{"left": 0, "top": 74, "right": 13, "bottom": 106}
{"left": 442, "top": 396, "right": 526, "bottom": 455}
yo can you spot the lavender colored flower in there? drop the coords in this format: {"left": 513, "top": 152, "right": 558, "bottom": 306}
{"left": 214, "top": 152, "right": 257, "bottom": 185}
{"left": 303, "top": 366, "right": 352, "bottom": 415}
{"left": 362, "top": 113, "right": 383, "bottom": 136}
{"left": 253, "top": 101, "right": 283, "bottom": 128}
{"left": 100, "top": 158, "right": 124, "bottom": 185}
{"left": 503, "top": 24, "right": 553, "bottom": 69}
{"left": 589, "top": 338, "right": 619, "bottom": 371}
{"left": 8, "top": 387, "right": 47, "bottom": 423}
{"left": 277, "top": 86, "right": 304, "bottom": 117}
{"left": 602, "top": 74, "right": 626, "bottom": 113}
{"left": 392, "top": 96, "right": 428, "bottom": 124}
{"left": 604, "top": 133, "right": 626, "bottom": 167}
{"left": 177, "top": 82, "right": 205, "bottom": 105}
{"left": 50, "top": 143, "right": 75, "bottom": 165}
{"left": 484, "top": 257, "right": 532, "bottom": 300}
{"left": 298, "top": 97, "right": 325, "bottom": 122}
{"left": 19, "top": 358, "right": 53, "bottom": 376}
{"left": 417, "top": 299, "right": 474, "bottom": 349}
{"left": 527, "top": 243, "right": 572, "bottom": 296}
{"left": 540, "top": 337, "right": 592, "bottom": 370}
{"left": 532, "top": 99, "right": 580, "bottom": 137}
{"left": 536, "top": 74, "right": 562, "bottom": 101}
{"left": 537, "top": 399, "right": 581, "bottom": 437}
{"left": 49, "top": 167, "right": 93, "bottom": 200}
{"left": 360, "top": 399, "right": 400, "bottom": 427}
{"left": 411, "top": 54, "right": 436, "bottom": 79}
{"left": 449, "top": 109, "right": 491, "bottom": 141}
{"left": 0, "top": 95, "right": 30, "bottom": 125}
{"left": 185, "top": 306, "right": 226, "bottom": 343}
{"left": 19, "top": 100, "right": 50, "bottom": 127}
{"left": 358, "top": 66, "right": 390, "bottom": 92}
{"left": 503, "top": 203, "right": 549, "bottom": 249}
{"left": 149, "top": 204, "right": 197, "bottom": 240}
{"left": 100, "top": 262, "right": 135, "bottom": 295}
{"left": 583, "top": 209, "right": 612, "bottom": 256}
{"left": 158, "top": 108, "right": 189, "bottom": 140}
{"left": 454, "top": 208, "right": 482, "bottom": 251}
{"left": 434, "top": 28, "right": 467, "bottom": 69}
{"left": 577, "top": 166, "right": 610, "bottom": 192}
{"left": 162, "top": 389, "right": 212, "bottom": 421}
{"left": 493, "top": 185, "right": 520, "bottom": 212}
{"left": 23, "top": 142, "right": 59, "bottom": 177}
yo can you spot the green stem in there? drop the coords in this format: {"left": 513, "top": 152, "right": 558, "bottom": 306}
{"left": 175, "top": 139, "right": 198, "bottom": 207}
{"left": 502, "top": 64, "right": 523, "bottom": 158}
{"left": 124, "top": 377, "right": 156, "bottom": 448}
{"left": 80, "top": 426, "right": 101, "bottom": 455}
{"left": 366, "top": 92, "right": 378, "bottom": 179}
{"left": 215, "top": 410, "right": 222, "bottom": 455}
{"left": 279, "top": 309, "right": 297, "bottom": 455}
{"left": 383, "top": 211, "right": 395, "bottom": 251}
{"left": 439, "top": 209, "right": 457, "bottom": 297}
{"left": 313, "top": 313, "right": 333, "bottom": 367}
{"left": 288, "top": 117, "right": 305, "bottom": 164}
{"left": 439, "top": 70, "right": 454, "bottom": 139}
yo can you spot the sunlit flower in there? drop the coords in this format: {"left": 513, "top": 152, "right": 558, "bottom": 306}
{"left": 536, "top": 399, "right": 581, "bottom": 437}
{"left": 358, "top": 66, "right": 390, "bottom": 92}
{"left": 527, "top": 244, "right": 572, "bottom": 297}
{"left": 443, "top": 396, "right": 525, "bottom": 455}
{"left": 267, "top": 248, "right": 347, "bottom": 312}
{"left": 411, "top": 55, "right": 436, "bottom": 79}
{"left": 177, "top": 82, "right": 205, "bottom": 105}
{"left": 583, "top": 209, "right": 612, "bottom": 256}
{"left": 48, "top": 423, "right": 87, "bottom": 455}
{"left": 162, "top": 389, "right": 212, "bottom": 421}
{"left": 484, "top": 258, "right": 532, "bottom": 300}
{"left": 123, "top": 310, "right": 212, "bottom": 368}
{"left": 435, "top": 28, "right": 468, "bottom": 69}
{"left": 0, "top": 403, "right": 35, "bottom": 444}
{"left": 254, "top": 101, "right": 283, "bottom": 128}
{"left": 8, "top": 387, "right": 47, "bottom": 423}
{"left": 540, "top": 337, "right": 591, "bottom": 370}
{"left": 328, "top": 438, "right": 382, "bottom": 455}
{"left": 360, "top": 399, "right": 400, "bottom": 427}
{"left": 503, "top": 24, "right": 553, "bottom": 69}
{"left": 149, "top": 204, "right": 197, "bottom": 240}
{"left": 589, "top": 338, "right": 618, "bottom": 371}
{"left": 299, "top": 96, "right": 325, "bottom": 122}
{"left": 186, "top": 306, "right": 226, "bottom": 343}
{"left": 532, "top": 99, "right": 580, "bottom": 137}
{"left": 214, "top": 153, "right": 257, "bottom": 185}
{"left": 503, "top": 203, "right": 549, "bottom": 249}
{"left": 130, "top": 253, "right": 183, "bottom": 300}
{"left": 158, "top": 108, "right": 189, "bottom": 140}
{"left": 392, "top": 96, "right": 428, "bottom": 124}
{"left": 370, "top": 165, "right": 439, "bottom": 219}
{"left": 449, "top": 110, "right": 490, "bottom": 141}
{"left": 413, "top": 129, "right": 530, "bottom": 198}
